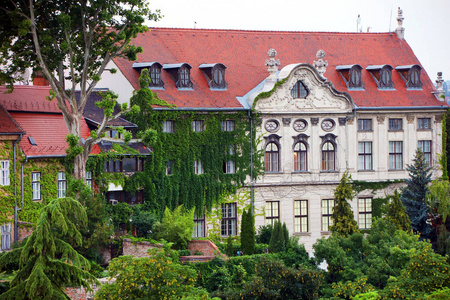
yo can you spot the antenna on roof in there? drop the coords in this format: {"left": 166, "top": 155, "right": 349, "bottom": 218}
{"left": 194, "top": 21, "right": 197, "bottom": 29}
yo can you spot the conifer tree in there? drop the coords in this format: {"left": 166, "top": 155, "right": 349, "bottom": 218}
{"left": 386, "top": 189, "right": 411, "bottom": 231}
{"left": 240, "top": 208, "right": 255, "bottom": 255}
{"left": 268, "top": 220, "right": 285, "bottom": 253}
{"left": 282, "top": 222, "right": 290, "bottom": 249}
{"left": 0, "top": 197, "right": 97, "bottom": 299}
{"left": 330, "top": 171, "right": 359, "bottom": 236}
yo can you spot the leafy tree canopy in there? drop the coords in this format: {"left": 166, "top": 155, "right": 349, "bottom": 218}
{"left": 153, "top": 205, "right": 194, "bottom": 250}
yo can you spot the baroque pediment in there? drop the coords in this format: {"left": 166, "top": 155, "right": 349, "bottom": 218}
{"left": 254, "top": 64, "right": 354, "bottom": 113}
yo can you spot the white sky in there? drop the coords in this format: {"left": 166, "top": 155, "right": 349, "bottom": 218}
{"left": 147, "top": 0, "right": 450, "bottom": 83}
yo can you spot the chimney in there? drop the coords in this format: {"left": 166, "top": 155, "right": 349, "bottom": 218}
{"left": 32, "top": 70, "right": 49, "bottom": 86}
{"left": 433, "top": 72, "right": 445, "bottom": 101}
{"left": 395, "top": 7, "right": 405, "bottom": 39}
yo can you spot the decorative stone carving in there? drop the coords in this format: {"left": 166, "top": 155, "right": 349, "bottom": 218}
{"left": 407, "top": 115, "right": 415, "bottom": 124}
{"left": 311, "top": 118, "right": 319, "bottom": 126}
{"left": 377, "top": 116, "right": 385, "bottom": 124}
{"left": 347, "top": 117, "right": 354, "bottom": 125}
{"left": 433, "top": 72, "right": 445, "bottom": 101}
{"left": 265, "top": 49, "right": 281, "bottom": 76}
{"left": 313, "top": 50, "right": 328, "bottom": 78}
{"left": 435, "top": 114, "right": 443, "bottom": 123}
{"left": 338, "top": 118, "right": 347, "bottom": 126}
{"left": 395, "top": 7, "right": 405, "bottom": 39}
{"left": 282, "top": 118, "right": 291, "bottom": 126}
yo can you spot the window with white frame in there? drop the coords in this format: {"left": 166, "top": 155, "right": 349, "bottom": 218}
{"left": 192, "top": 120, "right": 204, "bottom": 132}
{"left": 193, "top": 213, "right": 205, "bottom": 238}
{"left": 223, "top": 145, "right": 235, "bottom": 174}
{"left": 417, "top": 118, "right": 431, "bottom": 130}
{"left": 57, "top": 171, "right": 67, "bottom": 198}
{"left": 321, "top": 199, "right": 334, "bottom": 232}
{"left": 221, "top": 203, "right": 237, "bottom": 236}
{"left": 162, "top": 120, "right": 175, "bottom": 133}
{"left": 418, "top": 140, "right": 432, "bottom": 166}
{"left": 194, "top": 160, "right": 203, "bottom": 175}
{"left": 1, "top": 160, "right": 10, "bottom": 186}
{"left": 294, "top": 142, "right": 307, "bottom": 171}
{"left": 321, "top": 142, "right": 335, "bottom": 171}
{"left": 294, "top": 200, "right": 308, "bottom": 233}
{"left": 358, "top": 198, "right": 372, "bottom": 229}
{"left": 389, "top": 141, "right": 403, "bottom": 170}
{"left": 86, "top": 171, "right": 93, "bottom": 190}
{"left": 358, "top": 142, "right": 373, "bottom": 170}
{"left": 1, "top": 224, "right": 11, "bottom": 251}
{"left": 265, "top": 201, "right": 280, "bottom": 226}
{"left": 221, "top": 120, "right": 235, "bottom": 131}
{"left": 32, "top": 172, "right": 41, "bottom": 200}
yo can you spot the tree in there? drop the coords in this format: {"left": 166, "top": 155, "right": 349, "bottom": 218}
{"left": 153, "top": 205, "right": 194, "bottom": 250}
{"left": 268, "top": 220, "right": 285, "bottom": 253}
{"left": 386, "top": 189, "right": 411, "bottom": 232}
{"left": 0, "top": 197, "right": 97, "bottom": 299}
{"left": 0, "top": 1, "right": 160, "bottom": 180}
{"left": 330, "top": 171, "right": 359, "bottom": 236}
{"left": 401, "top": 149, "right": 434, "bottom": 241}
{"left": 427, "top": 179, "right": 450, "bottom": 255}
{"left": 240, "top": 208, "right": 255, "bottom": 255}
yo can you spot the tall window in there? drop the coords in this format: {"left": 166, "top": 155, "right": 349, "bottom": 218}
{"left": 265, "top": 142, "right": 279, "bottom": 172}
{"left": 265, "top": 201, "right": 279, "bottom": 226}
{"left": 358, "top": 198, "right": 372, "bottom": 229}
{"left": 380, "top": 67, "right": 393, "bottom": 88}
{"left": 418, "top": 140, "right": 432, "bottom": 166}
{"left": 194, "top": 160, "right": 203, "bottom": 175}
{"left": 417, "top": 118, "right": 431, "bottom": 130}
{"left": 358, "top": 142, "right": 373, "bottom": 170}
{"left": 358, "top": 119, "right": 372, "bottom": 131}
{"left": 349, "top": 67, "right": 362, "bottom": 88}
{"left": 221, "top": 120, "right": 235, "bottom": 131}
{"left": 179, "top": 67, "right": 190, "bottom": 87}
{"left": 192, "top": 120, "right": 204, "bottom": 132}
{"left": 221, "top": 203, "right": 237, "bottom": 236}
{"left": 163, "top": 120, "right": 174, "bottom": 133}
{"left": 224, "top": 145, "right": 235, "bottom": 174}
{"left": 389, "top": 141, "right": 403, "bottom": 170}
{"left": 389, "top": 118, "right": 403, "bottom": 131}
{"left": 291, "top": 80, "right": 309, "bottom": 99}
{"left": 294, "top": 200, "right": 308, "bottom": 233}
{"left": 1, "top": 224, "right": 11, "bottom": 251}
{"left": 0, "top": 160, "right": 9, "bottom": 186}
{"left": 57, "top": 171, "right": 66, "bottom": 198}
{"left": 322, "top": 142, "right": 335, "bottom": 170}
{"left": 193, "top": 213, "right": 205, "bottom": 238}
{"left": 149, "top": 65, "right": 162, "bottom": 87}
{"left": 293, "top": 142, "right": 307, "bottom": 171}
{"left": 32, "top": 172, "right": 41, "bottom": 200}
{"left": 86, "top": 171, "right": 93, "bottom": 190}
{"left": 321, "top": 199, "right": 334, "bottom": 232}
{"left": 213, "top": 67, "right": 225, "bottom": 87}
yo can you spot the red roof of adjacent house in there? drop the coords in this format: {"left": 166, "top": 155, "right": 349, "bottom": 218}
{"left": 113, "top": 28, "right": 444, "bottom": 109}
{"left": 0, "top": 85, "right": 61, "bottom": 113}
{"left": 0, "top": 103, "right": 24, "bottom": 135}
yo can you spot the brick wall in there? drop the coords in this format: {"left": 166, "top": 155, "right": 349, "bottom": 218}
{"left": 122, "top": 238, "right": 162, "bottom": 258}
{"left": 65, "top": 278, "right": 115, "bottom": 300}
{"left": 189, "top": 240, "right": 221, "bottom": 256}
{"left": 17, "top": 222, "right": 33, "bottom": 242}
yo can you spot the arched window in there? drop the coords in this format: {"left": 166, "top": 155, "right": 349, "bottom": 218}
{"left": 408, "top": 66, "right": 422, "bottom": 88}
{"left": 265, "top": 142, "right": 279, "bottom": 172}
{"left": 179, "top": 67, "right": 190, "bottom": 87}
{"left": 322, "top": 141, "right": 335, "bottom": 170}
{"left": 150, "top": 65, "right": 161, "bottom": 86}
{"left": 379, "top": 66, "right": 393, "bottom": 88}
{"left": 213, "top": 67, "right": 225, "bottom": 86}
{"left": 349, "top": 66, "right": 362, "bottom": 88}
{"left": 294, "top": 142, "right": 307, "bottom": 171}
{"left": 291, "top": 81, "right": 309, "bottom": 99}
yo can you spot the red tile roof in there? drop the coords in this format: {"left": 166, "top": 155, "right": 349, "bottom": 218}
{"left": 0, "top": 103, "right": 25, "bottom": 135}
{"left": 0, "top": 85, "right": 61, "bottom": 113}
{"left": 113, "top": 28, "right": 444, "bottom": 109}
{"left": 9, "top": 112, "right": 99, "bottom": 157}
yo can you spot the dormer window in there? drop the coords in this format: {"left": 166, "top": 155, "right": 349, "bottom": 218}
{"left": 291, "top": 80, "right": 309, "bottom": 99}
{"left": 336, "top": 65, "right": 363, "bottom": 89}
{"left": 366, "top": 65, "right": 394, "bottom": 89}
{"left": 163, "top": 63, "right": 193, "bottom": 89}
{"left": 396, "top": 65, "right": 423, "bottom": 89}
{"left": 199, "top": 63, "right": 227, "bottom": 90}
{"left": 132, "top": 62, "right": 164, "bottom": 88}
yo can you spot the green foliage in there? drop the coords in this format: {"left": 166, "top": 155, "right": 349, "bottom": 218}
{"left": 424, "top": 287, "right": 450, "bottom": 299}
{"left": 130, "top": 205, "right": 158, "bottom": 238}
{"left": 226, "top": 236, "right": 234, "bottom": 257}
{"left": 95, "top": 246, "right": 210, "bottom": 300}
{"left": 106, "top": 202, "right": 133, "bottom": 230}
{"left": 240, "top": 209, "right": 255, "bottom": 255}
{"left": 443, "top": 111, "right": 450, "bottom": 181}
{"left": 256, "top": 224, "right": 273, "bottom": 244}
{"left": 386, "top": 190, "right": 411, "bottom": 231}
{"left": 330, "top": 171, "right": 359, "bottom": 236}
{"left": 153, "top": 206, "right": 194, "bottom": 250}
{"left": 252, "top": 77, "right": 289, "bottom": 108}
{"left": 268, "top": 220, "right": 285, "bottom": 253}
{"left": 0, "top": 198, "right": 97, "bottom": 300}
{"left": 332, "top": 276, "right": 376, "bottom": 299}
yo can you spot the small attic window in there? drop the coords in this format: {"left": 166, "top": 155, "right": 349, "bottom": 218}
{"left": 336, "top": 65, "right": 363, "bottom": 89}
{"left": 366, "top": 65, "right": 394, "bottom": 89}
{"left": 132, "top": 62, "right": 164, "bottom": 89}
{"left": 291, "top": 81, "right": 309, "bottom": 99}
{"left": 199, "top": 63, "right": 227, "bottom": 90}
{"left": 163, "top": 63, "right": 193, "bottom": 89}
{"left": 28, "top": 136, "right": 37, "bottom": 146}
{"left": 396, "top": 65, "right": 423, "bottom": 89}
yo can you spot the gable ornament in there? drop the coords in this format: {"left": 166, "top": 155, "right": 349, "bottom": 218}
{"left": 313, "top": 50, "right": 328, "bottom": 79}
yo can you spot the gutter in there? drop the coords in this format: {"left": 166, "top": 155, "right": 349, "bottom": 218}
{"left": 356, "top": 106, "right": 448, "bottom": 111}
{"left": 152, "top": 107, "right": 249, "bottom": 112}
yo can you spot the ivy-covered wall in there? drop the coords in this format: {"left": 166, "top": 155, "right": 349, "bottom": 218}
{"left": 0, "top": 140, "right": 16, "bottom": 225}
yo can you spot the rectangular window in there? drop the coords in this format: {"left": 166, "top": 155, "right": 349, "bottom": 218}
{"left": 32, "top": 172, "right": 41, "bottom": 200}
{"left": 192, "top": 120, "right": 204, "bottom": 132}
{"left": 418, "top": 140, "right": 432, "bottom": 166}
{"left": 294, "top": 200, "right": 308, "bottom": 233}
{"left": 389, "top": 118, "right": 403, "bottom": 131}
{"left": 57, "top": 171, "right": 66, "bottom": 198}
{"left": 358, "top": 141, "right": 373, "bottom": 170}
{"left": 165, "top": 160, "right": 174, "bottom": 175}
{"left": 358, "top": 119, "right": 372, "bottom": 131}
{"left": 221, "top": 203, "right": 237, "bottom": 236}
{"left": 163, "top": 120, "right": 175, "bottom": 133}
{"left": 224, "top": 145, "right": 235, "bottom": 174}
{"left": 358, "top": 198, "right": 372, "bottom": 229}
{"left": 109, "top": 129, "right": 121, "bottom": 139}
{"left": 0, "top": 160, "right": 10, "bottom": 186}
{"left": 1, "top": 224, "right": 11, "bottom": 251}
{"left": 86, "top": 171, "right": 93, "bottom": 190}
{"left": 265, "top": 201, "right": 280, "bottom": 226}
{"left": 194, "top": 160, "right": 203, "bottom": 175}
{"left": 193, "top": 213, "right": 205, "bottom": 238}
{"left": 389, "top": 141, "right": 403, "bottom": 170}
{"left": 321, "top": 199, "right": 334, "bottom": 232}
{"left": 221, "top": 120, "right": 235, "bottom": 132}
{"left": 417, "top": 118, "right": 431, "bottom": 130}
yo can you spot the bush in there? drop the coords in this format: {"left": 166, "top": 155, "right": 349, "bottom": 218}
{"left": 256, "top": 224, "right": 273, "bottom": 244}
{"left": 131, "top": 205, "right": 157, "bottom": 238}
{"left": 153, "top": 205, "right": 194, "bottom": 250}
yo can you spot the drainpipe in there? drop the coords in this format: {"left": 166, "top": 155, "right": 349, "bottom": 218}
{"left": 13, "top": 134, "right": 23, "bottom": 245}
{"left": 248, "top": 109, "right": 254, "bottom": 215}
